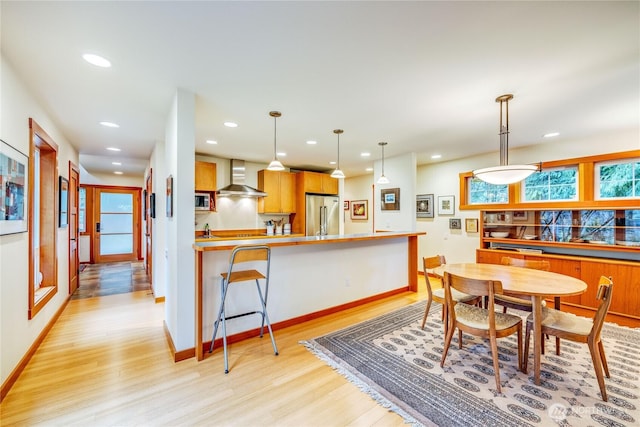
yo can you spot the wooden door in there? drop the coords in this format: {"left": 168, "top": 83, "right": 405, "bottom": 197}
{"left": 94, "top": 187, "right": 141, "bottom": 263}
{"left": 145, "top": 171, "right": 153, "bottom": 291}
{"left": 68, "top": 163, "right": 80, "bottom": 294}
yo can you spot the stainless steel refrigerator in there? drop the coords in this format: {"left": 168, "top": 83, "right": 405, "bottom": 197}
{"left": 306, "top": 194, "right": 340, "bottom": 236}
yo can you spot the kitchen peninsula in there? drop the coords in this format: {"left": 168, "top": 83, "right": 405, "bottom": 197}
{"left": 193, "top": 231, "right": 425, "bottom": 361}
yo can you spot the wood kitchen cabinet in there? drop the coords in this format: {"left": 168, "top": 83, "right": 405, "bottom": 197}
{"left": 257, "top": 170, "right": 295, "bottom": 214}
{"left": 297, "top": 171, "right": 338, "bottom": 195}
{"left": 195, "top": 161, "right": 217, "bottom": 192}
{"left": 476, "top": 248, "right": 639, "bottom": 320}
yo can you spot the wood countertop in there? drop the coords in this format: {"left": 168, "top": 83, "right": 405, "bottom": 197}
{"left": 193, "top": 231, "right": 425, "bottom": 251}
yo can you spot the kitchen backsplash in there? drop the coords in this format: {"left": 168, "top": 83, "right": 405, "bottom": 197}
{"left": 195, "top": 196, "right": 289, "bottom": 231}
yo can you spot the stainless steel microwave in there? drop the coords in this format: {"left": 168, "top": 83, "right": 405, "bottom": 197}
{"left": 195, "top": 193, "right": 211, "bottom": 210}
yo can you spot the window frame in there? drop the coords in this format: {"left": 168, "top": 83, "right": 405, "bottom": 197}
{"left": 28, "top": 119, "right": 58, "bottom": 319}
{"left": 520, "top": 165, "right": 579, "bottom": 203}
{"left": 594, "top": 157, "right": 640, "bottom": 200}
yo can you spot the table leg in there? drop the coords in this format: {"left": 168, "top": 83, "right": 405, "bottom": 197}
{"left": 532, "top": 295, "right": 542, "bottom": 385}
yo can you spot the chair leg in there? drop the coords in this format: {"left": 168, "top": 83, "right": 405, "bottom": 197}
{"left": 210, "top": 278, "right": 228, "bottom": 353}
{"left": 598, "top": 340, "right": 610, "bottom": 378}
{"left": 421, "top": 298, "right": 432, "bottom": 330}
{"left": 440, "top": 322, "right": 455, "bottom": 368}
{"left": 255, "top": 279, "right": 279, "bottom": 356}
{"left": 458, "top": 328, "right": 463, "bottom": 349}
{"left": 516, "top": 324, "right": 523, "bottom": 372}
{"left": 523, "top": 322, "right": 532, "bottom": 374}
{"left": 588, "top": 340, "right": 608, "bottom": 402}
{"left": 489, "top": 334, "right": 502, "bottom": 393}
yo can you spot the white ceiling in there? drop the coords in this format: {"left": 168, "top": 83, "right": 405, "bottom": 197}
{"left": 2, "top": 1, "right": 638, "bottom": 178}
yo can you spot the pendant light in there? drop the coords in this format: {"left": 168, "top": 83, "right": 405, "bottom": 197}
{"left": 377, "top": 142, "right": 390, "bottom": 184}
{"left": 330, "top": 129, "right": 345, "bottom": 179}
{"left": 472, "top": 94, "right": 539, "bottom": 185}
{"left": 267, "top": 111, "right": 285, "bottom": 171}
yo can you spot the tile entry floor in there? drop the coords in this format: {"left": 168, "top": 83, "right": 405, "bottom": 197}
{"left": 71, "top": 261, "right": 151, "bottom": 299}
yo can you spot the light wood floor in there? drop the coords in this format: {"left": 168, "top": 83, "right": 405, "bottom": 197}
{"left": 1, "top": 279, "right": 430, "bottom": 426}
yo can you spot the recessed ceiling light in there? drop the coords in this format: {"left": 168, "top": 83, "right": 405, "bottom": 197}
{"left": 106, "top": 147, "right": 121, "bottom": 152}
{"left": 206, "top": 140, "right": 218, "bottom": 145}
{"left": 543, "top": 132, "right": 560, "bottom": 138}
{"left": 366, "top": 167, "right": 373, "bottom": 172}
{"left": 431, "top": 154, "right": 442, "bottom": 159}
{"left": 114, "top": 171, "right": 123, "bottom": 175}
{"left": 277, "top": 152, "right": 286, "bottom": 157}
{"left": 361, "top": 152, "right": 371, "bottom": 157}
{"left": 100, "top": 121, "right": 119, "bottom": 128}
{"left": 112, "top": 162, "right": 122, "bottom": 166}
{"left": 82, "top": 53, "right": 111, "bottom": 68}
{"left": 224, "top": 122, "right": 238, "bottom": 128}
{"left": 306, "top": 140, "right": 317, "bottom": 145}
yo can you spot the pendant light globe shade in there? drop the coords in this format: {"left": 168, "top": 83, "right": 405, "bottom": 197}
{"left": 472, "top": 164, "right": 538, "bottom": 185}
{"left": 330, "top": 129, "right": 345, "bottom": 179}
{"left": 377, "top": 142, "right": 389, "bottom": 184}
{"left": 472, "top": 94, "right": 539, "bottom": 185}
{"left": 267, "top": 111, "right": 285, "bottom": 171}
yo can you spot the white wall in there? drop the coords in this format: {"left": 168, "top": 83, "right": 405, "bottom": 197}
{"left": 1, "top": 56, "right": 78, "bottom": 386}
{"left": 416, "top": 128, "right": 640, "bottom": 266}
{"left": 373, "top": 152, "right": 417, "bottom": 232}
{"left": 79, "top": 166, "right": 144, "bottom": 187}
{"left": 344, "top": 174, "right": 373, "bottom": 234}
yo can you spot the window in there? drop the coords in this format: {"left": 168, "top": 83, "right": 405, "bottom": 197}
{"left": 522, "top": 167, "right": 577, "bottom": 202}
{"left": 28, "top": 119, "right": 58, "bottom": 319}
{"left": 596, "top": 159, "right": 640, "bottom": 199}
{"left": 78, "top": 187, "right": 86, "bottom": 232}
{"left": 468, "top": 178, "right": 508, "bottom": 204}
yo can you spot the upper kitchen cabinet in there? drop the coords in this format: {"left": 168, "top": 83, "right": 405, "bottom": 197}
{"left": 258, "top": 170, "right": 295, "bottom": 214}
{"left": 195, "top": 161, "right": 217, "bottom": 192}
{"left": 297, "top": 171, "right": 338, "bottom": 195}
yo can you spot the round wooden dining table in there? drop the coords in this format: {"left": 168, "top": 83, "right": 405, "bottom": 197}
{"left": 433, "top": 262, "right": 587, "bottom": 385}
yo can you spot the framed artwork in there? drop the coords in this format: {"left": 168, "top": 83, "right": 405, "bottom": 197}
{"left": 513, "top": 210, "right": 528, "bottom": 221}
{"left": 438, "top": 195, "right": 455, "bottom": 215}
{"left": 0, "top": 139, "right": 29, "bottom": 235}
{"left": 59, "top": 176, "right": 69, "bottom": 228}
{"left": 350, "top": 200, "right": 368, "bottom": 220}
{"left": 416, "top": 194, "right": 434, "bottom": 218}
{"left": 166, "top": 175, "right": 173, "bottom": 218}
{"left": 344, "top": 200, "right": 350, "bottom": 211}
{"left": 449, "top": 218, "right": 461, "bottom": 230}
{"left": 465, "top": 218, "right": 479, "bottom": 233}
{"left": 149, "top": 193, "right": 156, "bottom": 218}
{"left": 381, "top": 188, "right": 400, "bottom": 211}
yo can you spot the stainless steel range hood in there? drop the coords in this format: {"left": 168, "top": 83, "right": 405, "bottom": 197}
{"left": 216, "top": 159, "right": 267, "bottom": 197}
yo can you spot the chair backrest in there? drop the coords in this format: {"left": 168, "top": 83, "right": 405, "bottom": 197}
{"left": 443, "top": 272, "right": 503, "bottom": 326}
{"left": 501, "top": 256, "right": 550, "bottom": 271}
{"left": 422, "top": 255, "right": 446, "bottom": 295}
{"left": 229, "top": 245, "right": 270, "bottom": 264}
{"left": 591, "top": 276, "right": 614, "bottom": 340}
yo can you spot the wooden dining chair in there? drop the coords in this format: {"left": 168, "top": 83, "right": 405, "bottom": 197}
{"left": 524, "top": 276, "right": 613, "bottom": 401}
{"left": 440, "top": 272, "right": 523, "bottom": 393}
{"left": 495, "top": 257, "right": 551, "bottom": 313}
{"left": 420, "top": 255, "right": 482, "bottom": 331}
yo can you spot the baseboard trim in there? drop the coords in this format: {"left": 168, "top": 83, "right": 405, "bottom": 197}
{"left": 155, "top": 296, "right": 165, "bottom": 304}
{"left": 163, "top": 321, "right": 195, "bottom": 362}
{"left": 184, "top": 286, "right": 410, "bottom": 361}
{"left": 1, "top": 295, "right": 71, "bottom": 402}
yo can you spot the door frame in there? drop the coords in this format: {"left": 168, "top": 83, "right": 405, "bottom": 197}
{"left": 68, "top": 162, "right": 80, "bottom": 294}
{"left": 144, "top": 170, "right": 153, "bottom": 292}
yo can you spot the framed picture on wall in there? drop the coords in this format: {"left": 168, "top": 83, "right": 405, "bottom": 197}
{"left": 438, "top": 195, "right": 455, "bottom": 215}
{"left": 0, "top": 139, "right": 29, "bottom": 235}
{"left": 449, "top": 218, "right": 461, "bottom": 230}
{"left": 351, "top": 200, "right": 368, "bottom": 220}
{"left": 381, "top": 188, "right": 400, "bottom": 211}
{"left": 344, "top": 200, "right": 350, "bottom": 211}
{"left": 166, "top": 175, "right": 173, "bottom": 218}
{"left": 465, "top": 218, "right": 479, "bottom": 233}
{"left": 416, "top": 194, "right": 434, "bottom": 218}
{"left": 59, "top": 176, "right": 69, "bottom": 228}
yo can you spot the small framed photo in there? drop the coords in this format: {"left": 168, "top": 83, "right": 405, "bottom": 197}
{"left": 465, "top": 218, "right": 479, "bottom": 233}
{"left": 438, "top": 195, "right": 455, "bottom": 215}
{"left": 381, "top": 188, "right": 400, "bottom": 211}
{"left": 344, "top": 200, "right": 350, "bottom": 211}
{"left": 166, "top": 175, "right": 173, "bottom": 218}
{"left": 350, "top": 200, "right": 368, "bottom": 220}
{"left": 416, "top": 194, "right": 434, "bottom": 218}
{"left": 59, "top": 176, "right": 69, "bottom": 228}
{"left": 0, "top": 139, "right": 29, "bottom": 235}
{"left": 449, "top": 218, "right": 461, "bottom": 230}
{"left": 513, "top": 210, "right": 528, "bottom": 221}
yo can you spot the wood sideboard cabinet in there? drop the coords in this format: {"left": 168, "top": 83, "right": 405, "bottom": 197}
{"left": 476, "top": 248, "right": 639, "bottom": 321}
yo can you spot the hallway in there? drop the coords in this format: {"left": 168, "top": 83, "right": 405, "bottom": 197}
{"left": 72, "top": 261, "right": 151, "bottom": 299}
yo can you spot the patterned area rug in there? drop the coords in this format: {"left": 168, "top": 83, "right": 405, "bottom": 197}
{"left": 302, "top": 302, "right": 639, "bottom": 427}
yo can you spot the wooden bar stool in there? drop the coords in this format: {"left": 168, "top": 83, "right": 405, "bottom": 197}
{"left": 209, "top": 244, "right": 279, "bottom": 373}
